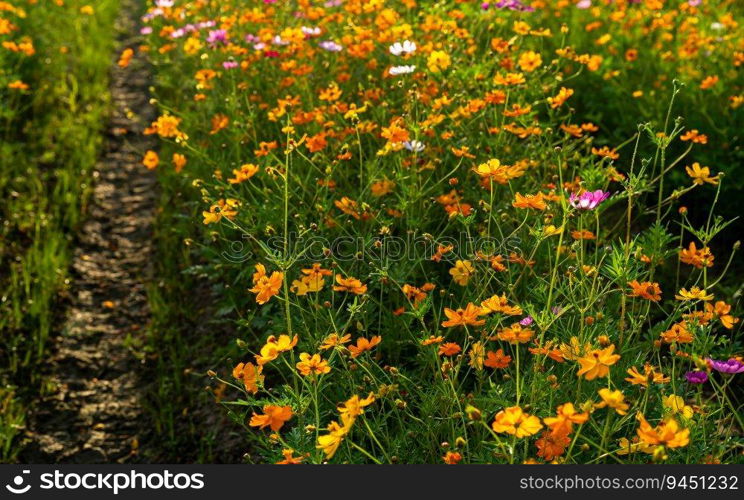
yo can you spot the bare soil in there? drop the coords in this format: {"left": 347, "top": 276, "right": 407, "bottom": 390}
{"left": 22, "top": 0, "right": 156, "bottom": 463}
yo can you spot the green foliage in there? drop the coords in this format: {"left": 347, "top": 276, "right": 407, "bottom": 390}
{"left": 0, "top": 0, "right": 120, "bottom": 462}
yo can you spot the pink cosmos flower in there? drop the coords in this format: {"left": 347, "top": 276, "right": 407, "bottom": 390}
{"left": 206, "top": 29, "right": 228, "bottom": 46}
{"left": 707, "top": 358, "right": 744, "bottom": 374}
{"left": 569, "top": 190, "right": 610, "bottom": 210}
{"left": 685, "top": 371, "right": 708, "bottom": 384}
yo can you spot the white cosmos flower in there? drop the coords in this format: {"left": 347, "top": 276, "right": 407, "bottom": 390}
{"left": 389, "top": 40, "right": 417, "bottom": 56}
{"left": 389, "top": 65, "right": 416, "bottom": 75}
{"left": 302, "top": 26, "right": 321, "bottom": 37}
{"left": 404, "top": 140, "right": 425, "bottom": 153}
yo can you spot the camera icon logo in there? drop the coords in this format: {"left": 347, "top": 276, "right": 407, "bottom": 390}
{"left": 5, "top": 470, "right": 31, "bottom": 494}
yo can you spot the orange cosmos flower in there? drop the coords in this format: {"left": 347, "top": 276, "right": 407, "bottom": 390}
{"left": 381, "top": 120, "right": 410, "bottom": 144}
{"left": 536, "top": 429, "right": 571, "bottom": 461}
{"left": 348, "top": 335, "right": 382, "bottom": 358}
{"left": 319, "top": 83, "right": 342, "bottom": 101}
{"left": 421, "top": 335, "right": 444, "bottom": 346}
{"left": 209, "top": 113, "right": 229, "bottom": 134}
{"left": 432, "top": 244, "right": 454, "bottom": 263}
{"left": 480, "top": 294, "right": 522, "bottom": 315}
{"left": 249, "top": 405, "right": 293, "bottom": 432}
{"left": 249, "top": 263, "right": 284, "bottom": 304}
{"left": 685, "top": 162, "right": 719, "bottom": 185}
{"left": 679, "top": 241, "right": 714, "bottom": 269}
{"left": 305, "top": 132, "right": 328, "bottom": 152}
{"left": 591, "top": 146, "right": 619, "bottom": 160}
{"left": 699, "top": 75, "right": 718, "bottom": 90}
{"left": 494, "top": 71, "right": 526, "bottom": 86}
{"left": 145, "top": 114, "right": 184, "bottom": 139}
{"left": 625, "top": 364, "right": 670, "bottom": 387}
{"left": 228, "top": 163, "right": 259, "bottom": 184}
{"left": 660, "top": 322, "right": 693, "bottom": 344}
{"left": 706, "top": 301, "right": 739, "bottom": 329}
{"left": 474, "top": 158, "right": 524, "bottom": 184}
{"left": 484, "top": 348, "right": 512, "bottom": 369}
{"left": 441, "top": 303, "right": 487, "bottom": 328}
{"left": 547, "top": 87, "right": 574, "bottom": 109}
{"left": 334, "top": 196, "right": 363, "bottom": 219}
{"left": 142, "top": 150, "right": 159, "bottom": 170}
{"left": 491, "top": 406, "right": 543, "bottom": 438}
{"left": 172, "top": 153, "right": 187, "bottom": 173}
{"left": 528, "top": 341, "right": 566, "bottom": 363}
{"left": 296, "top": 353, "right": 331, "bottom": 377}
{"left": 402, "top": 282, "right": 436, "bottom": 306}
{"left": 118, "top": 47, "right": 134, "bottom": 67}
{"left": 438, "top": 342, "right": 461, "bottom": 356}
{"left": 680, "top": 129, "right": 707, "bottom": 144}
{"left": 337, "top": 393, "right": 375, "bottom": 419}
{"left": 232, "top": 361, "right": 264, "bottom": 394}
{"left": 571, "top": 230, "right": 595, "bottom": 240}
{"left": 450, "top": 145, "right": 476, "bottom": 159}
{"left": 512, "top": 192, "right": 547, "bottom": 210}
{"left": 627, "top": 280, "right": 662, "bottom": 301}
{"left": 496, "top": 323, "right": 534, "bottom": 344}
{"left": 276, "top": 449, "right": 306, "bottom": 464}
{"left": 543, "top": 403, "right": 589, "bottom": 436}
{"left": 636, "top": 414, "right": 689, "bottom": 449}
{"left": 333, "top": 274, "right": 367, "bottom": 294}
{"left": 518, "top": 50, "right": 542, "bottom": 72}
{"left": 576, "top": 345, "right": 621, "bottom": 380}
{"left": 371, "top": 179, "right": 395, "bottom": 197}
{"left": 503, "top": 103, "right": 532, "bottom": 117}
{"left": 7, "top": 80, "right": 29, "bottom": 90}
{"left": 319, "top": 333, "right": 352, "bottom": 351}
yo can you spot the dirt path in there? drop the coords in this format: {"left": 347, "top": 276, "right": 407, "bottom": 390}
{"left": 23, "top": 0, "right": 156, "bottom": 463}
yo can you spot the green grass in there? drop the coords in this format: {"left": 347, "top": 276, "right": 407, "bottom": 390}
{"left": 137, "top": 150, "right": 243, "bottom": 462}
{"left": 0, "top": 0, "right": 120, "bottom": 462}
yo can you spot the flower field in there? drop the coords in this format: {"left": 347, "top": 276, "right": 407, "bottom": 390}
{"left": 1, "top": 0, "right": 743, "bottom": 465}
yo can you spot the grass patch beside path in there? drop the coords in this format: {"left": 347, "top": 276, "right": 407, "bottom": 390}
{"left": 0, "top": 0, "right": 120, "bottom": 462}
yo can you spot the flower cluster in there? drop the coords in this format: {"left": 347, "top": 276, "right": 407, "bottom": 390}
{"left": 140, "top": 0, "right": 742, "bottom": 464}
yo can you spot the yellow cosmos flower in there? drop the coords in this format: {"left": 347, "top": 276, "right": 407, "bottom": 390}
{"left": 491, "top": 406, "right": 543, "bottom": 438}
{"left": 576, "top": 345, "right": 621, "bottom": 380}
{"left": 675, "top": 286, "right": 714, "bottom": 301}
{"left": 427, "top": 50, "right": 451, "bottom": 73}
{"left": 662, "top": 395, "right": 694, "bottom": 420}
{"left": 594, "top": 388, "right": 629, "bottom": 415}
{"left": 449, "top": 260, "right": 475, "bottom": 286}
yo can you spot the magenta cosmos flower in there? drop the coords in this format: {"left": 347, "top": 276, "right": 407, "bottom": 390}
{"left": 707, "top": 358, "right": 744, "bottom": 374}
{"left": 569, "top": 190, "right": 610, "bottom": 210}
{"left": 685, "top": 371, "right": 708, "bottom": 384}
{"left": 206, "top": 29, "right": 228, "bottom": 46}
